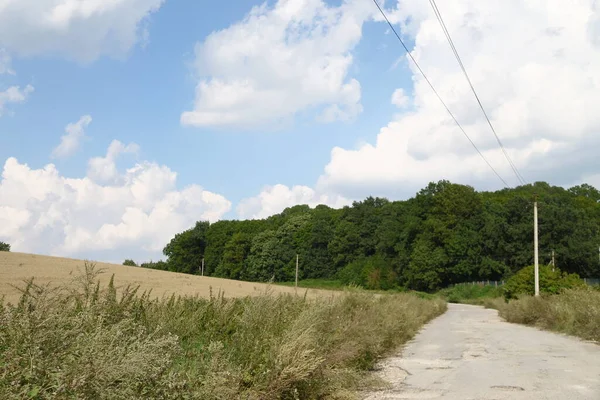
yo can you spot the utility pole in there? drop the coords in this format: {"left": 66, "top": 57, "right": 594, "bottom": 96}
{"left": 201, "top": 257, "right": 205, "bottom": 277}
{"left": 551, "top": 250, "right": 555, "bottom": 272}
{"left": 295, "top": 254, "right": 299, "bottom": 288}
{"left": 534, "top": 198, "right": 540, "bottom": 297}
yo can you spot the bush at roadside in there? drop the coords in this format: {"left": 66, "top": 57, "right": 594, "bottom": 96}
{"left": 439, "top": 284, "right": 503, "bottom": 304}
{"left": 503, "top": 265, "right": 585, "bottom": 300}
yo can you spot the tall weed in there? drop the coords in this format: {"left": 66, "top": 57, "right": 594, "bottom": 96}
{"left": 0, "top": 264, "right": 446, "bottom": 399}
{"left": 489, "top": 288, "right": 600, "bottom": 342}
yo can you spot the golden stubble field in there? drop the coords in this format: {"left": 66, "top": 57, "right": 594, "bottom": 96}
{"left": 0, "top": 252, "right": 333, "bottom": 305}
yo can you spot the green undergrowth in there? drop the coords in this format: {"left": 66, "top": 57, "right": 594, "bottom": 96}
{"left": 438, "top": 284, "right": 503, "bottom": 305}
{"left": 0, "top": 263, "right": 446, "bottom": 399}
{"left": 485, "top": 288, "right": 600, "bottom": 343}
{"left": 276, "top": 279, "right": 346, "bottom": 290}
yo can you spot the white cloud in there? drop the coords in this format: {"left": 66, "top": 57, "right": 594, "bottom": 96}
{"left": 181, "top": 0, "right": 375, "bottom": 128}
{"left": 391, "top": 88, "right": 409, "bottom": 108}
{"left": 0, "top": 49, "right": 14, "bottom": 75}
{"left": 0, "top": 84, "right": 34, "bottom": 116}
{"left": 0, "top": 143, "right": 231, "bottom": 261}
{"left": 0, "top": 0, "right": 164, "bottom": 62}
{"left": 316, "top": 0, "right": 600, "bottom": 198}
{"left": 87, "top": 140, "right": 140, "bottom": 183}
{"left": 51, "top": 115, "right": 92, "bottom": 159}
{"left": 237, "top": 184, "right": 350, "bottom": 219}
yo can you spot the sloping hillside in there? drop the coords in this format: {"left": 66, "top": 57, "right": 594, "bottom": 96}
{"left": 0, "top": 252, "right": 331, "bottom": 304}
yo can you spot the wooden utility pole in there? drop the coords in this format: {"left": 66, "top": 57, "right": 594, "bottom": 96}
{"left": 201, "top": 257, "right": 205, "bottom": 276}
{"left": 534, "top": 198, "right": 540, "bottom": 297}
{"left": 295, "top": 254, "right": 299, "bottom": 288}
{"left": 551, "top": 250, "right": 555, "bottom": 272}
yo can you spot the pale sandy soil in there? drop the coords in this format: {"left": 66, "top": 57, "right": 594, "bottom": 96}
{"left": 0, "top": 252, "right": 334, "bottom": 305}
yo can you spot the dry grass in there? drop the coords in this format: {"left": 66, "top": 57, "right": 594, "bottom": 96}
{"left": 0, "top": 262, "right": 446, "bottom": 399}
{"left": 0, "top": 252, "right": 333, "bottom": 305}
{"left": 485, "top": 288, "right": 600, "bottom": 343}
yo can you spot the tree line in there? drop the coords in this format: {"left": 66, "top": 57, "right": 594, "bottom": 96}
{"left": 131, "top": 181, "right": 600, "bottom": 291}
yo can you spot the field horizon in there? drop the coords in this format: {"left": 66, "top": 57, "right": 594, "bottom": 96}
{"left": 0, "top": 251, "right": 334, "bottom": 304}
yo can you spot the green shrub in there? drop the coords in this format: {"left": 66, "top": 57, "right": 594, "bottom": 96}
{"left": 122, "top": 259, "right": 137, "bottom": 267}
{"left": 439, "top": 283, "right": 503, "bottom": 304}
{"left": 337, "top": 255, "right": 397, "bottom": 290}
{"left": 503, "top": 265, "right": 585, "bottom": 300}
{"left": 140, "top": 260, "right": 168, "bottom": 270}
{"left": 0, "top": 241, "right": 10, "bottom": 252}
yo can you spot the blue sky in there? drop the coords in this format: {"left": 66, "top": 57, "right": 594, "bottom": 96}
{"left": 1, "top": 0, "right": 598, "bottom": 262}
{"left": 1, "top": 0, "right": 411, "bottom": 209}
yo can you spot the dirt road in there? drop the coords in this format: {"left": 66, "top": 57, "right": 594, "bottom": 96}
{"left": 365, "top": 303, "right": 600, "bottom": 400}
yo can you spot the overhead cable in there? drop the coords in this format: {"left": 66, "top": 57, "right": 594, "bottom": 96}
{"left": 428, "top": 0, "right": 527, "bottom": 185}
{"left": 371, "top": 0, "right": 510, "bottom": 187}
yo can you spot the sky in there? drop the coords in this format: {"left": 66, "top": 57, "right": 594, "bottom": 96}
{"left": 1, "top": 0, "right": 600, "bottom": 263}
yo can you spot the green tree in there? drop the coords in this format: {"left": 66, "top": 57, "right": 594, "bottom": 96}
{"left": 404, "top": 233, "right": 447, "bottom": 291}
{"left": 159, "top": 180, "right": 600, "bottom": 290}
{"left": 0, "top": 242, "right": 10, "bottom": 252}
{"left": 215, "top": 232, "right": 252, "bottom": 279}
{"left": 204, "top": 220, "right": 237, "bottom": 276}
{"left": 122, "top": 259, "right": 137, "bottom": 267}
{"left": 245, "top": 230, "right": 281, "bottom": 282}
{"left": 163, "top": 221, "right": 209, "bottom": 274}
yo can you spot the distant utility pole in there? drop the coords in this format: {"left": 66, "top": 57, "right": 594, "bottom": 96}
{"left": 534, "top": 198, "right": 540, "bottom": 297}
{"left": 201, "top": 257, "right": 205, "bottom": 277}
{"left": 551, "top": 250, "right": 555, "bottom": 272}
{"left": 295, "top": 254, "right": 299, "bottom": 288}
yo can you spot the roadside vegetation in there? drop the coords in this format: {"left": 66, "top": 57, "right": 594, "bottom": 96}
{"left": 276, "top": 278, "right": 346, "bottom": 290}
{"left": 490, "top": 288, "right": 600, "bottom": 342}
{"left": 454, "top": 265, "right": 600, "bottom": 343}
{"left": 0, "top": 263, "right": 446, "bottom": 399}
{"left": 438, "top": 283, "right": 503, "bottom": 304}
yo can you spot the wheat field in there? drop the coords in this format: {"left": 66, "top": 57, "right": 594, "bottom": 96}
{"left": 0, "top": 252, "right": 331, "bottom": 304}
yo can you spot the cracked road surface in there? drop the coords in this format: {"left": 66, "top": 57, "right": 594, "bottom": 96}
{"left": 364, "top": 303, "right": 600, "bottom": 399}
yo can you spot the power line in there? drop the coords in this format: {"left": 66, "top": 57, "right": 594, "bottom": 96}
{"left": 370, "top": 0, "right": 510, "bottom": 188}
{"left": 428, "top": 0, "right": 527, "bottom": 186}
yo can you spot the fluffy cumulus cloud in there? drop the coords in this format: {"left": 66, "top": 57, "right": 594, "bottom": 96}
{"left": 51, "top": 115, "right": 92, "bottom": 159}
{"left": 181, "top": 0, "right": 375, "bottom": 128}
{"left": 391, "top": 88, "right": 409, "bottom": 109}
{"left": 0, "top": 84, "right": 34, "bottom": 116}
{"left": 0, "top": 0, "right": 164, "bottom": 62}
{"left": 237, "top": 184, "right": 350, "bottom": 219}
{"left": 316, "top": 0, "right": 600, "bottom": 198}
{"left": 0, "top": 142, "right": 231, "bottom": 260}
{"left": 87, "top": 139, "right": 140, "bottom": 182}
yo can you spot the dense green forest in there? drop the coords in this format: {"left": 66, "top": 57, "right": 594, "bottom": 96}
{"left": 137, "top": 181, "right": 600, "bottom": 291}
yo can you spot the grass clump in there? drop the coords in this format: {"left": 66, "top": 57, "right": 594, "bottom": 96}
{"left": 0, "top": 263, "right": 446, "bottom": 399}
{"left": 487, "top": 288, "right": 600, "bottom": 343}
